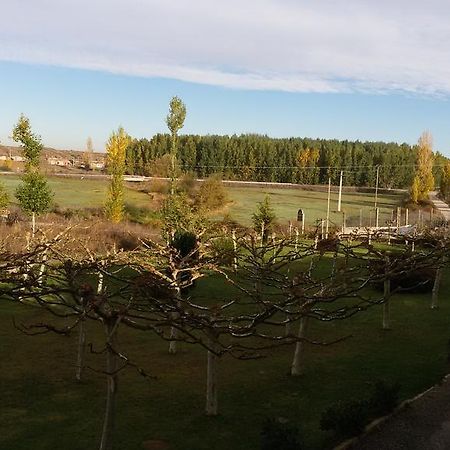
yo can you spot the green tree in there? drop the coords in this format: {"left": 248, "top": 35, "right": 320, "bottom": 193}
{"left": 12, "top": 114, "right": 53, "bottom": 233}
{"left": 196, "top": 175, "right": 227, "bottom": 211}
{"left": 12, "top": 114, "right": 42, "bottom": 169}
{"left": 105, "top": 127, "right": 130, "bottom": 223}
{"left": 411, "top": 131, "right": 435, "bottom": 202}
{"left": 252, "top": 195, "right": 276, "bottom": 243}
{"left": 166, "top": 96, "right": 186, "bottom": 192}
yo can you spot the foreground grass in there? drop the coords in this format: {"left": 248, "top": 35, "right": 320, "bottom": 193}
{"left": 1, "top": 268, "right": 449, "bottom": 450}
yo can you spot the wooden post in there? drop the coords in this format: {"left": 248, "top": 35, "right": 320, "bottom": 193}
{"left": 375, "top": 207, "right": 379, "bottom": 229}
{"left": 295, "top": 227, "right": 299, "bottom": 252}
{"left": 405, "top": 208, "right": 409, "bottom": 226}
{"left": 374, "top": 165, "right": 380, "bottom": 209}
{"left": 396, "top": 207, "right": 400, "bottom": 231}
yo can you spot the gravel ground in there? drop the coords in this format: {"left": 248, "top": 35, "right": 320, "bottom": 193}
{"left": 350, "top": 376, "right": 450, "bottom": 450}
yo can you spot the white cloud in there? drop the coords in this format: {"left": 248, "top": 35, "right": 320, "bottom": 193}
{"left": 1, "top": 0, "right": 450, "bottom": 95}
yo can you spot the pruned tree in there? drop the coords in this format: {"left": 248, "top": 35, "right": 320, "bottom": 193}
{"left": 105, "top": 127, "right": 130, "bottom": 223}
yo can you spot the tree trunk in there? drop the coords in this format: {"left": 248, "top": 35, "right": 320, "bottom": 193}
{"left": 99, "top": 320, "right": 119, "bottom": 450}
{"left": 431, "top": 264, "right": 443, "bottom": 309}
{"left": 169, "top": 322, "right": 178, "bottom": 354}
{"left": 76, "top": 319, "right": 86, "bottom": 382}
{"left": 382, "top": 278, "right": 391, "bottom": 330}
{"left": 291, "top": 317, "right": 309, "bottom": 376}
{"left": 31, "top": 212, "right": 36, "bottom": 237}
{"left": 205, "top": 338, "right": 218, "bottom": 416}
{"left": 169, "top": 280, "right": 181, "bottom": 354}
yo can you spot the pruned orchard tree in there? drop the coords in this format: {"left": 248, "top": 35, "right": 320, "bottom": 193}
{"left": 12, "top": 114, "right": 53, "bottom": 234}
{"left": 2, "top": 224, "right": 448, "bottom": 449}
{"left": 105, "top": 127, "right": 130, "bottom": 223}
{"left": 219, "top": 231, "right": 446, "bottom": 378}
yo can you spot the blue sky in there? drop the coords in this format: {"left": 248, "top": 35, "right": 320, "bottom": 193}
{"left": 1, "top": 0, "right": 449, "bottom": 154}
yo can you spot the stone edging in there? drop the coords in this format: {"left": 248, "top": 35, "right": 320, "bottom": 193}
{"left": 332, "top": 373, "right": 450, "bottom": 450}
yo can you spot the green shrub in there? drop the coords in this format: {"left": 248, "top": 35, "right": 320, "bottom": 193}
{"left": 369, "top": 380, "right": 400, "bottom": 416}
{"left": 260, "top": 418, "right": 302, "bottom": 450}
{"left": 320, "top": 399, "right": 370, "bottom": 438}
{"left": 211, "top": 236, "right": 235, "bottom": 266}
{"left": 171, "top": 230, "right": 197, "bottom": 258}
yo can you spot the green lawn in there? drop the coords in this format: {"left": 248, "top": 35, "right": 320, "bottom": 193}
{"left": 1, "top": 267, "right": 449, "bottom": 450}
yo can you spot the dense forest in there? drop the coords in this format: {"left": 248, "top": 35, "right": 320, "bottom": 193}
{"left": 126, "top": 134, "right": 447, "bottom": 188}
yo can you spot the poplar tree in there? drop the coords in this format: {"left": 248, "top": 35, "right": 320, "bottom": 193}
{"left": 410, "top": 131, "right": 435, "bottom": 202}
{"left": 166, "top": 96, "right": 186, "bottom": 193}
{"left": 12, "top": 114, "right": 53, "bottom": 234}
{"left": 105, "top": 127, "right": 130, "bottom": 223}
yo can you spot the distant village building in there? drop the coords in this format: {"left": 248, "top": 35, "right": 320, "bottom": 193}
{"left": 90, "top": 160, "right": 105, "bottom": 170}
{"left": 47, "top": 156, "right": 72, "bottom": 167}
{"left": 11, "top": 155, "right": 25, "bottom": 162}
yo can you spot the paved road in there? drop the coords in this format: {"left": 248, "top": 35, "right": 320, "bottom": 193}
{"left": 352, "top": 376, "right": 450, "bottom": 450}
{"left": 430, "top": 191, "right": 450, "bottom": 221}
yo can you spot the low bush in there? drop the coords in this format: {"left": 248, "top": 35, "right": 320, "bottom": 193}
{"left": 368, "top": 380, "right": 400, "bottom": 416}
{"left": 260, "top": 418, "right": 302, "bottom": 450}
{"left": 210, "top": 236, "right": 235, "bottom": 267}
{"left": 320, "top": 399, "right": 370, "bottom": 439}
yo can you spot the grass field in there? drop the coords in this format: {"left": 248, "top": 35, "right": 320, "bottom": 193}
{"left": 0, "top": 174, "right": 151, "bottom": 210}
{"left": 0, "top": 174, "right": 404, "bottom": 228}
{"left": 1, "top": 264, "right": 449, "bottom": 450}
{"left": 221, "top": 186, "right": 403, "bottom": 227}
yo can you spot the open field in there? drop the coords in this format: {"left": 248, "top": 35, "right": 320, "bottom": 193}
{"left": 1, "top": 264, "right": 449, "bottom": 450}
{"left": 0, "top": 174, "right": 405, "bottom": 227}
{"left": 221, "top": 186, "right": 404, "bottom": 227}
{"left": 0, "top": 174, "right": 151, "bottom": 210}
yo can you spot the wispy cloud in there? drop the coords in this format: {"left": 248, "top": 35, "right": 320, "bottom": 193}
{"left": 1, "top": 0, "right": 449, "bottom": 95}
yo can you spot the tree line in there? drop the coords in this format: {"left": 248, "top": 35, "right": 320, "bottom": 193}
{"left": 126, "top": 134, "right": 448, "bottom": 189}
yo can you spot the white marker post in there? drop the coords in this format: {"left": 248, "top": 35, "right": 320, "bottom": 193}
{"left": 337, "top": 170, "right": 343, "bottom": 212}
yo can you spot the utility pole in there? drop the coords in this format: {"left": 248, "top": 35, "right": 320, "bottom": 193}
{"left": 337, "top": 170, "right": 343, "bottom": 212}
{"left": 374, "top": 165, "right": 380, "bottom": 209}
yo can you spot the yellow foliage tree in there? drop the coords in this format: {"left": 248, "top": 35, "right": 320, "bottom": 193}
{"left": 410, "top": 131, "right": 434, "bottom": 203}
{"left": 105, "top": 127, "right": 130, "bottom": 223}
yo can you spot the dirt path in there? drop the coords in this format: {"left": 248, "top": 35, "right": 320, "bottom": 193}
{"left": 430, "top": 191, "right": 450, "bottom": 221}
{"left": 350, "top": 375, "right": 450, "bottom": 449}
